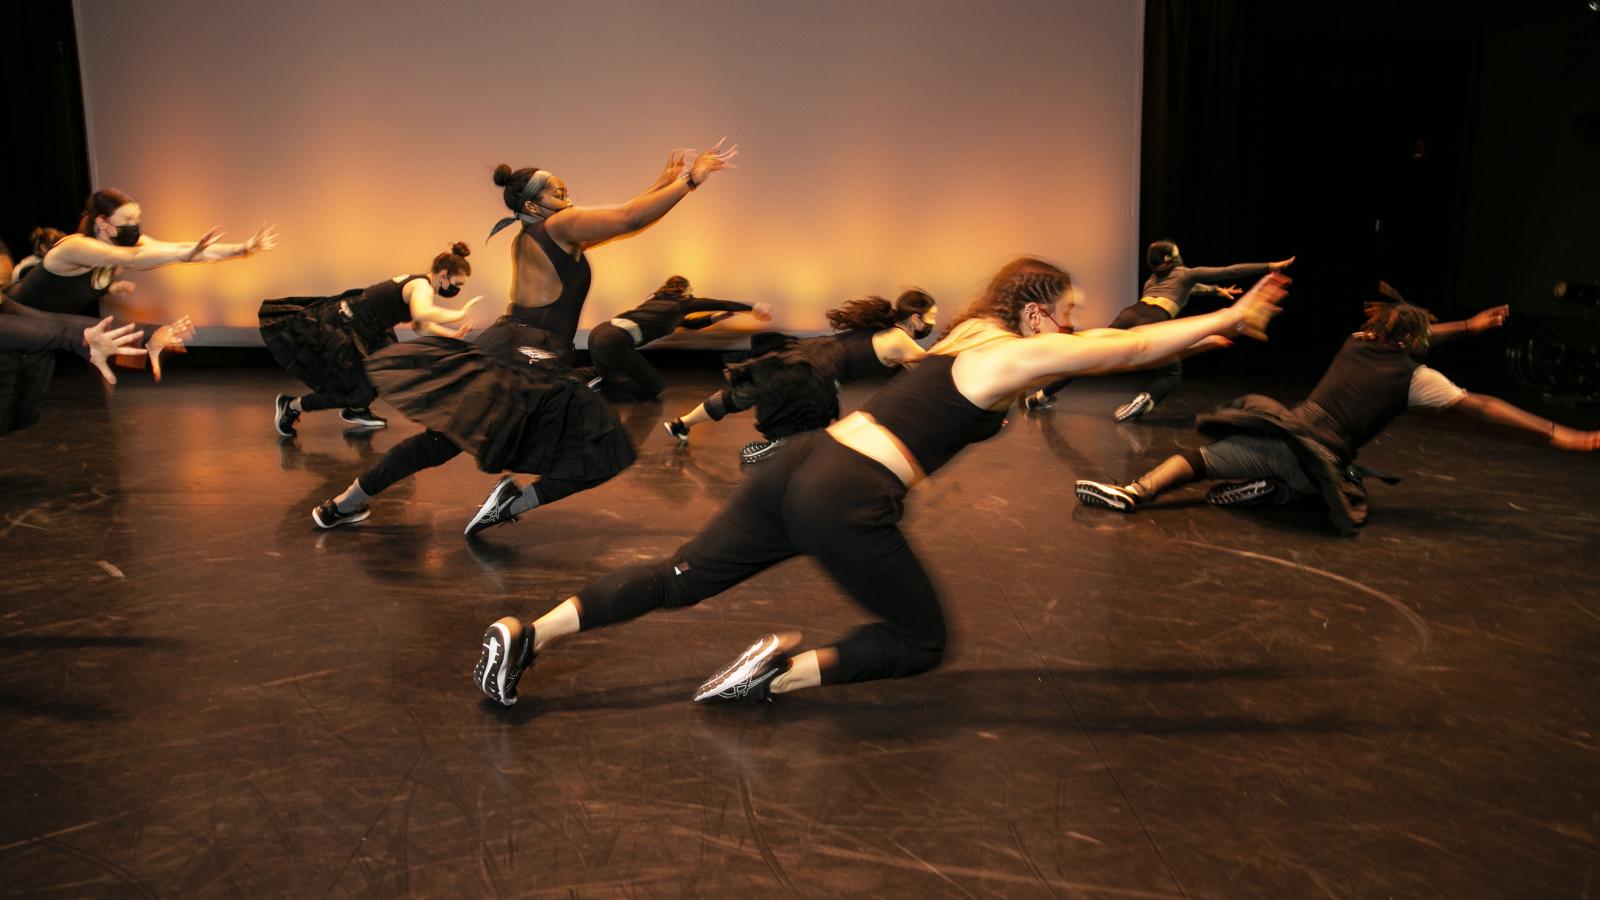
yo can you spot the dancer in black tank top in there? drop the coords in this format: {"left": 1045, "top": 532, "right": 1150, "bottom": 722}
{"left": 313, "top": 141, "right": 740, "bottom": 535}
{"left": 472, "top": 259, "right": 1289, "bottom": 708}
{"left": 260, "top": 242, "right": 480, "bottom": 436}
{"left": 0, "top": 189, "right": 276, "bottom": 433}
{"left": 664, "top": 290, "right": 936, "bottom": 464}
{"left": 1075, "top": 296, "right": 1599, "bottom": 533}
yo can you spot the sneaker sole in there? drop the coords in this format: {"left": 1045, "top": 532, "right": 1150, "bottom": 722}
{"left": 694, "top": 634, "right": 781, "bottom": 702}
{"left": 740, "top": 443, "right": 785, "bottom": 464}
{"left": 475, "top": 621, "right": 518, "bottom": 706}
{"left": 1074, "top": 483, "right": 1134, "bottom": 512}
{"left": 341, "top": 418, "right": 388, "bottom": 429}
{"left": 1208, "top": 480, "right": 1276, "bottom": 507}
{"left": 1113, "top": 399, "right": 1152, "bottom": 423}
{"left": 465, "top": 478, "right": 517, "bottom": 536}
{"left": 312, "top": 506, "right": 371, "bottom": 529}
{"left": 662, "top": 421, "right": 688, "bottom": 444}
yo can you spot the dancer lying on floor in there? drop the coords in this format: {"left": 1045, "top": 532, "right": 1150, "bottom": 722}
{"left": 585, "top": 275, "right": 772, "bottom": 400}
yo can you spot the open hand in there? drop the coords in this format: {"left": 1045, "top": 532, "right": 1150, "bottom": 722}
{"left": 1231, "top": 273, "right": 1291, "bottom": 341}
{"left": 83, "top": 317, "right": 148, "bottom": 384}
{"left": 690, "top": 138, "right": 739, "bottom": 184}
{"left": 1467, "top": 304, "right": 1509, "bottom": 334}
{"left": 1269, "top": 255, "right": 1296, "bottom": 273}
{"left": 242, "top": 223, "right": 279, "bottom": 256}
{"left": 148, "top": 315, "right": 196, "bottom": 382}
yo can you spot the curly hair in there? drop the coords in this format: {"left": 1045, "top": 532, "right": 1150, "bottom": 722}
{"left": 1360, "top": 301, "right": 1436, "bottom": 349}
{"left": 826, "top": 295, "right": 896, "bottom": 331}
{"left": 941, "top": 257, "right": 1072, "bottom": 337}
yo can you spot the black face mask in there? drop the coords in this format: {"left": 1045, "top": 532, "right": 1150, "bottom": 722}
{"left": 437, "top": 282, "right": 463, "bottom": 298}
{"left": 111, "top": 224, "right": 141, "bottom": 247}
{"left": 912, "top": 321, "right": 933, "bottom": 340}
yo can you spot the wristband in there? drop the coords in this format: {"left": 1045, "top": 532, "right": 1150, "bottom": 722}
{"left": 684, "top": 172, "right": 700, "bottom": 191}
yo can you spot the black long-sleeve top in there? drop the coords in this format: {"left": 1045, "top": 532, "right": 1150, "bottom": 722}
{"left": 1141, "top": 262, "right": 1271, "bottom": 316}
{"left": 611, "top": 293, "right": 753, "bottom": 345}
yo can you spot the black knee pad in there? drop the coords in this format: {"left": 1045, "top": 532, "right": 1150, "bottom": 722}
{"left": 1182, "top": 447, "right": 1208, "bottom": 479}
{"left": 704, "top": 389, "right": 735, "bottom": 421}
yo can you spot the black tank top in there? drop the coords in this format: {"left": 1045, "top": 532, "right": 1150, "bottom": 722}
{"left": 350, "top": 274, "right": 425, "bottom": 332}
{"left": 5, "top": 263, "right": 112, "bottom": 315}
{"left": 857, "top": 353, "right": 1006, "bottom": 475}
{"left": 1299, "top": 335, "right": 1420, "bottom": 453}
{"left": 511, "top": 220, "right": 592, "bottom": 347}
{"left": 837, "top": 327, "right": 894, "bottom": 381}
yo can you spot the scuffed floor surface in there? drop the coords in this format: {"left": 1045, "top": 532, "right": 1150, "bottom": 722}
{"left": 1, "top": 366, "right": 1596, "bottom": 898}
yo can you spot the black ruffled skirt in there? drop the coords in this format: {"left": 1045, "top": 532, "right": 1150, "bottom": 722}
{"left": 364, "top": 316, "right": 635, "bottom": 481}
{"left": 0, "top": 350, "right": 56, "bottom": 436}
{"left": 259, "top": 291, "right": 394, "bottom": 406}
{"left": 725, "top": 339, "right": 844, "bottom": 440}
{"left": 1196, "top": 396, "right": 1369, "bottom": 535}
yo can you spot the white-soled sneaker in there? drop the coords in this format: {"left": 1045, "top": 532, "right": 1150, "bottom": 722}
{"left": 1113, "top": 392, "right": 1154, "bottom": 422}
{"left": 693, "top": 634, "right": 792, "bottom": 703}
{"left": 1073, "top": 480, "right": 1141, "bottom": 512}
{"left": 475, "top": 616, "right": 535, "bottom": 707}
{"left": 465, "top": 476, "right": 523, "bottom": 537}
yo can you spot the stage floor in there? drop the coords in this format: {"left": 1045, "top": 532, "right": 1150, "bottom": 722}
{"left": 2, "top": 365, "right": 1596, "bottom": 897}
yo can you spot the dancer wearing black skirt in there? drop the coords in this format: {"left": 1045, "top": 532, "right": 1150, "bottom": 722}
{"left": 663, "top": 289, "right": 935, "bottom": 464}
{"left": 473, "top": 261, "right": 1288, "bottom": 707}
{"left": 313, "top": 141, "right": 739, "bottom": 533}
{"left": 1022, "top": 240, "right": 1293, "bottom": 419}
{"left": 262, "top": 242, "right": 480, "bottom": 434}
{"left": 586, "top": 275, "right": 771, "bottom": 400}
{"left": 1073, "top": 298, "right": 1600, "bottom": 532}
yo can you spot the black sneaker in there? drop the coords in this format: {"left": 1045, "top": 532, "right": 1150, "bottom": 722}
{"left": 1207, "top": 478, "right": 1288, "bottom": 507}
{"left": 1074, "top": 480, "right": 1141, "bottom": 512}
{"left": 1113, "top": 392, "right": 1154, "bottom": 422}
{"left": 274, "top": 393, "right": 300, "bottom": 436}
{"left": 693, "top": 634, "right": 791, "bottom": 703}
{"left": 663, "top": 418, "right": 690, "bottom": 444}
{"left": 312, "top": 499, "right": 371, "bottom": 529}
{"left": 475, "top": 616, "right": 535, "bottom": 707}
{"left": 740, "top": 437, "right": 786, "bottom": 465}
{"left": 1022, "top": 389, "right": 1055, "bottom": 412}
{"left": 465, "top": 476, "right": 523, "bottom": 537}
{"left": 340, "top": 407, "right": 388, "bottom": 429}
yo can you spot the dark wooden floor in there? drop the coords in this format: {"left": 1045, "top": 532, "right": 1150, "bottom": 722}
{"left": 2, "top": 364, "right": 1596, "bottom": 898}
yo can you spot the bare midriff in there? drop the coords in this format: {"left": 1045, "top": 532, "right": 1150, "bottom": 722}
{"left": 825, "top": 411, "right": 924, "bottom": 487}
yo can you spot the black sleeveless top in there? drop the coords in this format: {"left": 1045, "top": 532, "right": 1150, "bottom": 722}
{"left": 5, "top": 263, "right": 112, "bottom": 315}
{"left": 512, "top": 220, "right": 592, "bottom": 348}
{"left": 350, "top": 274, "right": 425, "bottom": 333}
{"left": 857, "top": 353, "right": 1007, "bottom": 475}
{"left": 837, "top": 327, "right": 894, "bottom": 381}
{"left": 1298, "top": 335, "right": 1420, "bottom": 454}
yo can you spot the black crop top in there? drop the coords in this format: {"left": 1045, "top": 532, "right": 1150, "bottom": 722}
{"left": 857, "top": 353, "right": 1006, "bottom": 475}
{"left": 351, "top": 274, "right": 425, "bottom": 332}
{"left": 836, "top": 327, "right": 894, "bottom": 382}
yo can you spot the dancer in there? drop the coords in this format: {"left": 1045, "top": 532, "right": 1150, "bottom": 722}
{"left": 472, "top": 261, "right": 1289, "bottom": 708}
{"left": 586, "top": 275, "right": 772, "bottom": 400}
{"left": 1073, "top": 299, "right": 1598, "bottom": 533}
{"left": 7, "top": 188, "right": 277, "bottom": 319}
{"left": 262, "top": 242, "right": 480, "bottom": 434}
{"left": 1023, "top": 239, "right": 1293, "bottom": 419}
{"left": 664, "top": 289, "right": 936, "bottom": 464}
{"left": 313, "top": 141, "right": 739, "bottom": 533}
{"left": 5, "top": 228, "right": 66, "bottom": 286}
{"left": 0, "top": 310, "right": 159, "bottom": 435}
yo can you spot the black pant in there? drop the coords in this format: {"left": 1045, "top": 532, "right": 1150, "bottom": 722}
{"left": 1040, "top": 301, "right": 1182, "bottom": 401}
{"left": 588, "top": 322, "right": 664, "bottom": 400}
{"left": 299, "top": 391, "right": 365, "bottom": 412}
{"left": 575, "top": 432, "right": 946, "bottom": 683}
{"left": 0, "top": 301, "right": 96, "bottom": 356}
{"left": 357, "top": 428, "right": 610, "bottom": 506}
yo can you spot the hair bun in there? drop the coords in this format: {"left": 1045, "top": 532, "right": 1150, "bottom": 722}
{"left": 450, "top": 241, "right": 470, "bottom": 258}
{"left": 492, "top": 164, "right": 514, "bottom": 186}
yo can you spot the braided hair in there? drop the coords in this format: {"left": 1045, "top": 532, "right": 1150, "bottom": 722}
{"left": 942, "top": 257, "right": 1072, "bottom": 337}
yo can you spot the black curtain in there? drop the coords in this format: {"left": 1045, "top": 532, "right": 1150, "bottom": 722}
{"left": 2, "top": 0, "right": 91, "bottom": 261}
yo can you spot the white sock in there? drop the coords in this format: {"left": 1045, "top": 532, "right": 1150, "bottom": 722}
{"left": 334, "top": 480, "right": 370, "bottom": 513}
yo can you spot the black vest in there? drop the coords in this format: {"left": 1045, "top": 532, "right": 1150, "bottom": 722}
{"left": 1299, "top": 335, "right": 1420, "bottom": 454}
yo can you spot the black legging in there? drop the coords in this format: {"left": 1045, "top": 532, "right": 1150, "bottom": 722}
{"left": 575, "top": 431, "right": 946, "bottom": 683}
{"left": 1039, "top": 300, "right": 1182, "bottom": 401}
{"left": 588, "top": 321, "right": 665, "bottom": 399}
{"left": 356, "top": 429, "right": 608, "bottom": 506}
{"left": 0, "top": 301, "right": 97, "bottom": 356}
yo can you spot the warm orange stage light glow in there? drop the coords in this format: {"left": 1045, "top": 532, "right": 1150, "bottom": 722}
{"left": 74, "top": 0, "right": 1143, "bottom": 345}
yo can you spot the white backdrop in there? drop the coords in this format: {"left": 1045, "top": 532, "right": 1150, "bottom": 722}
{"left": 75, "top": 0, "right": 1143, "bottom": 345}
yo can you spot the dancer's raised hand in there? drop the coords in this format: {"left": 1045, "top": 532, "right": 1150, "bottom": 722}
{"left": 1269, "top": 255, "right": 1296, "bottom": 273}
{"left": 1550, "top": 426, "right": 1600, "bottom": 452}
{"left": 1231, "top": 273, "right": 1291, "bottom": 341}
{"left": 241, "top": 223, "right": 279, "bottom": 257}
{"left": 1467, "top": 304, "right": 1509, "bottom": 334}
{"left": 690, "top": 138, "right": 739, "bottom": 184}
{"left": 83, "top": 317, "right": 148, "bottom": 384}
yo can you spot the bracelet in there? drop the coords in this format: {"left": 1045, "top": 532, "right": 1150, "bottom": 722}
{"left": 683, "top": 172, "right": 699, "bottom": 191}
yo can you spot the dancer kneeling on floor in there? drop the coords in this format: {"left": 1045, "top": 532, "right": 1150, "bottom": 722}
{"left": 473, "top": 260, "right": 1289, "bottom": 707}
{"left": 586, "top": 275, "right": 772, "bottom": 400}
{"left": 1074, "top": 296, "right": 1599, "bottom": 533}
{"left": 663, "top": 289, "right": 936, "bottom": 464}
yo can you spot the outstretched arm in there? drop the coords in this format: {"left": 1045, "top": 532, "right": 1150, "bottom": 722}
{"left": 406, "top": 280, "right": 481, "bottom": 327}
{"left": 1430, "top": 305, "right": 1508, "bottom": 345}
{"left": 1183, "top": 256, "right": 1293, "bottom": 284}
{"left": 645, "top": 149, "right": 693, "bottom": 192}
{"left": 1447, "top": 392, "right": 1600, "bottom": 451}
{"left": 49, "top": 230, "right": 222, "bottom": 271}
{"left": 546, "top": 139, "right": 737, "bottom": 247}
